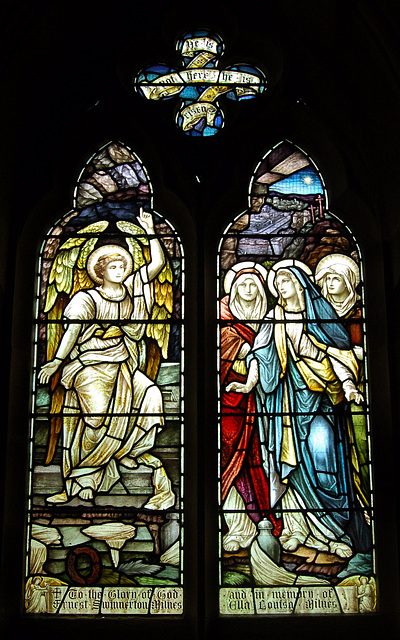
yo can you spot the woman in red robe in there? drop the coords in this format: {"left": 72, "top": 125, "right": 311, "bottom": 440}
{"left": 220, "top": 263, "right": 281, "bottom": 552}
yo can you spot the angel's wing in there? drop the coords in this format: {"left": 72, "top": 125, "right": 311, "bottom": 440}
{"left": 146, "top": 260, "right": 173, "bottom": 379}
{"left": 116, "top": 219, "right": 174, "bottom": 380}
{"left": 42, "top": 221, "right": 109, "bottom": 464}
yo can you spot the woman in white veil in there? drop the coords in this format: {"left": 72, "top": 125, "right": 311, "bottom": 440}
{"left": 315, "top": 254, "right": 360, "bottom": 317}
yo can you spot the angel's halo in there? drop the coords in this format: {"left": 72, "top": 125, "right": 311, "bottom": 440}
{"left": 87, "top": 244, "right": 133, "bottom": 284}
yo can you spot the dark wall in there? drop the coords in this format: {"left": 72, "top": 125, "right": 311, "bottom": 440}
{"left": 1, "top": 1, "right": 400, "bottom": 638}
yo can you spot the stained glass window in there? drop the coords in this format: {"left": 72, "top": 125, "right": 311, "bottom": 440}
{"left": 218, "top": 141, "right": 375, "bottom": 615}
{"left": 135, "top": 28, "right": 266, "bottom": 137}
{"left": 25, "top": 142, "right": 184, "bottom": 616}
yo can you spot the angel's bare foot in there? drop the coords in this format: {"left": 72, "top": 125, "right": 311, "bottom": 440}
{"left": 119, "top": 456, "right": 138, "bottom": 469}
{"left": 78, "top": 488, "right": 94, "bottom": 501}
{"left": 329, "top": 541, "right": 352, "bottom": 558}
{"left": 47, "top": 491, "right": 68, "bottom": 504}
{"left": 143, "top": 493, "right": 175, "bottom": 510}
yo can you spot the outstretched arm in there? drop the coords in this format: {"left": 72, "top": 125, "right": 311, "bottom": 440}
{"left": 226, "top": 358, "right": 259, "bottom": 394}
{"left": 328, "top": 353, "right": 364, "bottom": 405}
{"left": 137, "top": 208, "right": 165, "bottom": 281}
{"left": 38, "top": 323, "right": 81, "bottom": 384}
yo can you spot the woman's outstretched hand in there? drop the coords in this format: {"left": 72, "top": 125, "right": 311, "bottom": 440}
{"left": 226, "top": 381, "right": 251, "bottom": 394}
{"left": 345, "top": 387, "right": 364, "bottom": 404}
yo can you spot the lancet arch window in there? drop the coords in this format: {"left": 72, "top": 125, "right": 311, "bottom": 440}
{"left": 218, "top": 141, "right": 375, "bottom": 615}
{"left": 25, "top": 142, "right": 185, "bottom": 616}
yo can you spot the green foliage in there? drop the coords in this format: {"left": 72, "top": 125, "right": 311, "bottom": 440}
{"left": 222, "top": 570, "right": 252, "bottom": 586}
{"left": 135, "top": 576, "right": 178, "bottom": 586}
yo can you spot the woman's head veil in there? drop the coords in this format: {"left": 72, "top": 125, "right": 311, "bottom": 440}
{"left": 315, "top": 254, "right": 360, "bottom": 316}
{"left": 269, "top": 259, "right": 351, "bottom": 350}
{"left": 224, "top": 261, "right": 268, "bottom": 322}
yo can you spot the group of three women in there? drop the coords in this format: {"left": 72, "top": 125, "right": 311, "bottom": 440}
{"left": 220, "top": 256, "right": 371, "bottom": 562}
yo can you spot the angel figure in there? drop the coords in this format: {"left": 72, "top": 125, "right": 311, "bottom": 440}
{"left": 357, "top": 576, "right": 376, "bottom": 612}
{"left": 39, "top": 209, "right": 175, "bottom": 509}
{"left": 25, "top": 577, "right": 48, "bottom": 614}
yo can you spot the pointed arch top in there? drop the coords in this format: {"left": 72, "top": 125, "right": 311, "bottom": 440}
{"left": 25, "top": 141, "right": 185, "bottom": 616}
{"left": 217, "top": 141, "right": 375, "bottom": 616}
{"left": 249, "top": 140, "right": 327, "bottom": 207}
{"left": 73, "top": 141, "right": 153, "bottom": 212}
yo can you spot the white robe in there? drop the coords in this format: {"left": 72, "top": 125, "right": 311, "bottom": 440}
{"left": 59, "top": 267, "right": 164, "bottom": 496}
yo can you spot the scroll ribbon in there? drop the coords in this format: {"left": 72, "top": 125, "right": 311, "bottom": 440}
{"left": 140, "top": 68, "right": 261, "bottom": 101}
{"left": 136, "top": 30, "right": 266, "bottom": 135}
{"left": 181, "top": 102, "right": 217, "bottom": 131}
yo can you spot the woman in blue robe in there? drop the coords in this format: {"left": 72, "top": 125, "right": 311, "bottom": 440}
{"left": 227, "top": 259, "right": 371, "bottom": 559}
